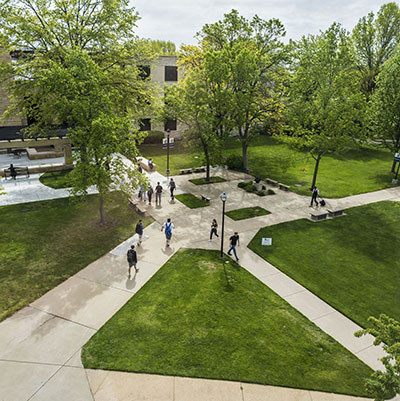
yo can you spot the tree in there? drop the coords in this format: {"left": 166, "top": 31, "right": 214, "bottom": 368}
{"left": 196, "top": 10, "right": 287, "bottom": 171}
{"left": 147, "top": 40, "right": 176, "bottom": 56}
{"left": 355, "top": 314, "right": 400, "bottom": 401}
{"left": 352, "top": 2, "right": 400, "bottom": 99}
{"left": 0, "top": 0, "right": 155, "bottom": 223}
{"left": 285, "top": 23, "right": 365, "bottom": 190}
{"left": 369, "top": 46, "right": 400, "bottom": 173}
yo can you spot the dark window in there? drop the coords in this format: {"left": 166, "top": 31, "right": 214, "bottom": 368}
{"left": 164, "top": 119, "right": 177, "bottom": 131}
{"left": 139, "top": 118, "right": 151, "bottom": 131}
{"left": 138, "top": 65, "right": 150, "bottom": 80}
{"left": 165, "top": 66, "right": 178, "bottom": 81}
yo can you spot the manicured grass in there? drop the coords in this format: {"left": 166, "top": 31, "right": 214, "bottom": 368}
{"left": 248, "top": 201, "right": 400, "bottom": 328}
{"left": 140, "top": 136, "right": 398, "bottom": 198}
{"left": 189, "top": 176, "right": 226, "bottom": 185}
{"left": 175, "top": 193, "right": 209, "bottom": 208}
{"left": 226, "top": 206, "right": 271, "bottom": 220}
{"left": 0, "top": 192, "right": 153, "bottom": 321}
{"left": 82, "top": 249, "right": 372, "bottom": 396}
{"left": 39, "top": 170, "right": 72, "bottom": 189}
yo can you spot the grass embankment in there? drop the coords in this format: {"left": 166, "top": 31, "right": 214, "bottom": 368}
{"left": 140, "top": 136, "right": 397, "bottom": 198}
{"left": 226, "top": 206, "right": 270, "bottom": 220}
{"left": 39, "top": 170, "right": 72, "bottom": 189}
{"left": 248, "top": 201, "right": 400, "bottom": 328}
{"left": 82, "top": 249, "right": 372, "bottom": 396}
{"left": 0, "top": 192, "right": 153, "bottom": 321}
{"left": 175, "top": 193, "right": 209, "bottom": 208}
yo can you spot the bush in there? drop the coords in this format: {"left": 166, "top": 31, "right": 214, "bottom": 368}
{"left": 262, "top": 185, "right": 266, "bottom": 190}
{"left": 267, "top": 189, "right": 275, "bottom": 195}
{"left": 238, "top": 182, "right": 247, "bottom": 189}
{"left": 142, "top": 130, "right": 165, "bottom": 144}
{"left": 226, "top": 154, "right": 243, "bottom": 171}
{"left": 257, "top": 190, "right": 266, "bottom": 196}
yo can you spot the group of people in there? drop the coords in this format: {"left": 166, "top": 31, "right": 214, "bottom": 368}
{"left": 127, "top": 218, "right": 240, "bottom": 276}
{"left": 137, "top": 177, "right": 176, "bottom": 206}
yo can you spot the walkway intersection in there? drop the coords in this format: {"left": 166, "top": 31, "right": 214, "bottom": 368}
{"left": 0, "top": 166, "right": 399, "bottom": 401}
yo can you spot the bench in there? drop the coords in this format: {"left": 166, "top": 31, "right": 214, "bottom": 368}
{"left": 265, "top": 178, "right": 278, "bottom": 186}
{"left": 200, "top": 195, "right": 210, "bottom": 203}
{"left": 278, "top": 183, "right": 290, "bottom": 191}
{"left": 193, "top": 166, "right": 206, "bottom": 173}
{"left": 179, "top": 168, "right": 193, "bottom": 175}
{"left": 310, "top": 210, "right": 328, "bottom": 221}
{"left": 138, "top": 160, "right": 156, "bottom": 172}
{"left": 328, "top": 208, "right": 344, "bottom": 218}
{"left": 3, "top": 166, "right": 30, "bottom": 179}
{"left": 129, "top": 199, "right": 147, "bottom": 216}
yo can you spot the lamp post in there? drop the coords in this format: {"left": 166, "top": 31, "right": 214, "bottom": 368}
{"left": 166, "top": 128, "right": 171, "bottom": 181}
{"left": 220, "top": 192, "right": 228, "bottom": 258}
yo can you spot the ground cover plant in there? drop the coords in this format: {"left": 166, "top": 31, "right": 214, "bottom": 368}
{"left": 248, "top": 201, "right": 400, "bottom": 328}
{"left": 226, "top": 206, "right": 270, "bottom": 220}
{"left": 82, "top": 249, "right": 372, "bottom": 396}
{"left": 175, "top": 193, "right": 209, "bottom": 208}
{"left": 39, "top": 170, "right": 72, "bottom": 189}
{"left": 0, "top": 192, "right": 153, "bottom": 321}
{"left": 140, "top": 136, "right": 397, "bottom": 198}
{"left": 237, "top": 181, "right": 274, "bottom": 196}
{"left": 189, "top": 176, "right": 226, "bottom": 185}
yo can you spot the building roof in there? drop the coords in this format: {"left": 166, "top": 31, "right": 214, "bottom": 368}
{"left": 0, "top": 126, "right": 68, "bottom": 141}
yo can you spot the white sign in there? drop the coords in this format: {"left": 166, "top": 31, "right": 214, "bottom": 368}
{"left": 261, "top": 238, "right": 272, "bottom": 246}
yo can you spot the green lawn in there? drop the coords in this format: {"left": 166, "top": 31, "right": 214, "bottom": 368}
{"left": 0, "top": 192, "right": 153, "bottom": 321}
{"left": 140, "top": 136, "right": 397, "bottom": 198}
{"left": 248, "top": 201, "right": 400, "bottom": 328}
{"left": 189, "top": 176, "right": 226, "bottom": 185}
{"left": 82, "top": 249, "right": 372, "bottom": 396}
{"left": 226, "top": 206, "right": 271, "bottom": 220}
{"left": 39, "top": 170, "right": 72, "bottom": 189}
{"left": 175, "top": 193, "right": 209, "bottom": 208}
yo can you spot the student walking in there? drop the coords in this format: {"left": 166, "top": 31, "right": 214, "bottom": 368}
{"left": 147, "top": 185, "right": 153, "bottom": 205}
{"left": 155, "top": 182, "right": 163, "bottom": 205}
{"left": 209, "top": 219, "right": 219, "bottom": 241}
{"left": 310, "top": 186, "right": 319, "bottom": 207}
{"left": 227, "top": 232, "right": 240, "bottom": 261}
{"left": 135, "top": 219, "right": 144, "bottom": 245}
{"left": 127, "top": 244, "right": 138, "bottom": 276}
{"left": 168, "top": 178, "right": 176, "bottom": 200}
{"left": 161, "top": 218, "right": 175, "bottom": 247}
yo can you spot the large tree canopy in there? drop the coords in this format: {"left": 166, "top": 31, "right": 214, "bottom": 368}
{"left": 0, "top": 0, "right": 155, "bottom": 222}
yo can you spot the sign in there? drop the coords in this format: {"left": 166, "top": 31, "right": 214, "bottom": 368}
{"left": 162, "top": 138, "right": 175, "bottom": 149}
{"left": 261, "top": 238, "right": 272, "bottom": 246}
{"left": 394, "top": 152, "right": 400, "bottom": 162}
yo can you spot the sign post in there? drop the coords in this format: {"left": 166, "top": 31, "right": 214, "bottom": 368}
{"left": 261, "top": 238, "right": 272, "bottom": 246}
{"left": 393, "top": 153, "right": 400, "bottom": 184}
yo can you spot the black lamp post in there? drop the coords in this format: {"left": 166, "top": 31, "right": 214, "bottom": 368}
{"left": 220, "top": 192, "right": 228, "bottom": 257}
{"left": 166, "top": 128, "right": 171, "bottom": 181}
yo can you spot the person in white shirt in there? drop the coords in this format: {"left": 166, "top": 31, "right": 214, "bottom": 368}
{"left": 161, "top": 218, "right": 175, "bottom": 247}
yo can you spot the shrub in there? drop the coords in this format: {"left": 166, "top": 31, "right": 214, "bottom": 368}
{"left": 142, "top": 130, "right": 165, "bottom": 144}
{"left": 257, "top": 190, "right": 266, "bottom": 196}
{"left": 238, "top": 182, "right": 247, "bottom": 189}
{"left": 262, "top": 185, "right": 266, "bottom": 190}
{"left": 226, "top": 154, "right": 243, "bottom": 171}
{"left": 267, "top": 189, "right": 275, "bottom": 195}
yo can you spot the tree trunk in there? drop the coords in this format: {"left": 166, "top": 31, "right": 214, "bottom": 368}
{"left": 311, "top": 154, "right": 322, "bottom": 190}
{"left": 204, "top": 145, "right": 210, "bottom": 181}
{"left": 391, "top": 132, "right": 400, "bottom": 173}
{"left": 242, "top": 142, "right": 248, "bottom": 172}
{"left": 99, "top": 195, "right": 105, "bottom": 225}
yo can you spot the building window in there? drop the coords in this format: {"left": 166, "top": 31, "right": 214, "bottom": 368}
{"left": 164, "top": 119, "right": 177, "bottom": 131}
{"left": 139, "top": 118, "right": 151, "bottom": 131}
{"left": 165, "top": 66, "right": 177, "bottom": 81}
{"left": 138, "top": 65, "right": 150, "bottom": 80}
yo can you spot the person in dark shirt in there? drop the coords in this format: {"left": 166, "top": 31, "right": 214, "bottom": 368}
{"left": 127, "top": 244, "right": 138, "bottom": 276}
{"left": 227, "top": 232, "right": 240, "bottom": 261}
{"left": 209, "top": 219, "right": 219, "bottom": 241}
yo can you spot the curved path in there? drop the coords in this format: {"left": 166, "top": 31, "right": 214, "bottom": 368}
{"left": 0, "top": 166, "right": 399, "bottom": 401}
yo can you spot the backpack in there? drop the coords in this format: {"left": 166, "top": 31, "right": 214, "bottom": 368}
{"left": 170, "top": 181, "right": 176, "bottom": 189}
{"left": 127, "top": 249, "right": 135, "bottom": 263}
{"left": 165, "top": 222, "right": 172, "bottom": 236}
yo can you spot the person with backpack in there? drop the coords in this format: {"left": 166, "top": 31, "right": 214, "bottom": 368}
{"left": 155, "top": 182, "right": 163, "bottom": 205}
{"left": 168, "top": 178, "right": 176, "bottom": 200}
{"left": 310, "top": 186, "right": 319, "bottom": 207}
{"left": 135, "top": 219, "right": 144, "bottom": 245}
{"left": 209, "top": 219, "right": 219, "bottom": 241}
{"left": 147, "top": 185, "right": 153, "bottom": 205}
{"left": 127, "top": 244, "right": 138, "bottom": 276}
{"left": 161, "top": 218, "right": 175, "bottom": 247}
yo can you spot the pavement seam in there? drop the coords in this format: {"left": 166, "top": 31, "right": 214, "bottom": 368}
{"left": 311, "top": 310, "right": 337, "bottom": 322}
{"left": 73, "top": 274, "right": 140, "bottom": 295}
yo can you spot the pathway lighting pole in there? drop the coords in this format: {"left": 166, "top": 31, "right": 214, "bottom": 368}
{"left": 166, "top": 129, "right": 171, "bottom": 181}
{"left": 220, "top": 192, "right": 228, "bottom": 258}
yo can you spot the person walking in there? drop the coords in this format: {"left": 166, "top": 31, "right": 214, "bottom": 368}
{"left": 227, "top": 232, "right": 240, "bottom": 261}
{"left": 147, "top": 185, "right": 153, "bottom": 205}
{"left": 310, "top": 186, "right": 319, "bottom": 207}
{"left": 161, "top": 218, "right": 175, "bottom": 247}
{"left": 155, "top": 182, "right": 163, "bottom": 205}
{"left": 209, "top": 219, "right": 219, "bottom": 241}
{"left": 168, "top": 178, "right": 176, "bottom": 200}
{"left": 127, "top": 244, "right": 138, "bottom": 276}
{"left": 135, "top": 219, "right": 144, "bottom": 245}
{"left": 141, "top": 185, "right": 147, "bottom": 202}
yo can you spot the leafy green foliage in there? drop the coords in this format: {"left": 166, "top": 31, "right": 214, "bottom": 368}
{"left": 355, "top": 314, "right": 400, "bottom": 401}
{"left": 237, "top": 181, "right": 268, "bottom": 196}
{"left": 82, "top": 249, "right": 372, "bottom": 396}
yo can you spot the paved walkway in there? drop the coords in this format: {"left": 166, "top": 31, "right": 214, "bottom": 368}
{"left": 0, "top": 166, "right": 399, "bottom": 401}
